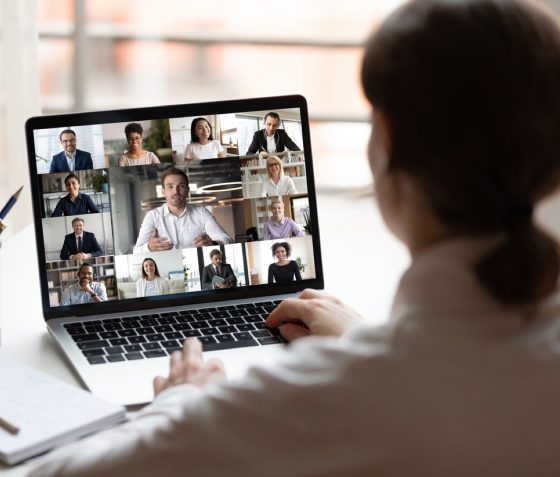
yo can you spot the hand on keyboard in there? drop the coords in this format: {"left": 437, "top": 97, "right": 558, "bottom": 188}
{"left": 266, "top": 289, "right": 364, "bottom": 342}
{"left": 153, "top": 338, "right": 227, "bottom": 396}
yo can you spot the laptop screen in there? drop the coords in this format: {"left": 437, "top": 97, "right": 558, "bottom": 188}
{"left": 26, "top": 96, "right": 323, "bottom": 319}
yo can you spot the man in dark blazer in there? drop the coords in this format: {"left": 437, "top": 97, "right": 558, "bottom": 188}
{"left": 201, "top": 249, "right": 237, "bottom": 290}
{"left": 50, "top": 129, "right": 94, "bottom": 173}
{"left": 245, "top": 112, "right": 301, "bottom": 154}
{"left": 60, "top": 217, "right": 103, "bottom": 260}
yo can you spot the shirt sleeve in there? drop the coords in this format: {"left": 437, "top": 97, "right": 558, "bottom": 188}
{"left": 201, "top": 207, "right": 233, "bottom": 244}
{"left": 85, "top": 195, "right": 100, "bottom": 214}
{"left": 50, "top": 199, "right": 64, "bottom": 218}
{"left": 117, "top": 156, "right": 126, "bottom": 167}
{"left": 94, "top": 283, "right": 107, "bottom": 301}
{"left": 185, "top": 144, "right": 193, "bottom": 160}
{"left": 263, "top": 221, "right": 271, "bottom": 240}
{"left": 90, "top": 234, "right": 103, "bottom": 257}
{"left": 268, "top": 264, "right": 274, "bottom": 284}
{"left": 293, "top": 261, "right": 302, "bottom": 281}
{"left": 60, "top": 287, "right": 72, "bottom": 306}
{"left": 214, "top": 140, "right": 224, "bottom": 156}
{"left": 133, "top": 210, "right": 157, "bottom": 254}
{"left": 149, "top": 152, "right": 161, "bottom": 164}
{"left": 290, "top": 219, "right": 304, "bottom": 237}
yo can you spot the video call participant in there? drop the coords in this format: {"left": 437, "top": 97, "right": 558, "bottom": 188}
{"left": 49, "top": 129, "right": 93, "bottom": 173}
{"left": 201, "top": 249, "right": 237, "bottom": 290}
{"left": 263, "top": 200, "right": 304, "bottom": 240}
{"left": 50, "top": 173, "right": 100, "bottom": 217}
{"left": 136, "top": 258, "right": 170, "bottom": 297}
{"left": 60, "top": 263, "right": 107, "bottom": 305}
{"left": 260, "top": 155, "right": 297, "bottom": 197}
{"left": 118, "top": 123, "right": 161, "bottom": 167}
{"left": 246, "top": 111, "right": 301, "bottom": 154}
{"left": 184, "top": 117, "right": 226, "bottom": 160}
{"left": 267, "top": 241, "right": 302, "bottom": 284}
{"left": 133, "top": 167, "right": 232, "bottom": 253}
{"left": 60, "top": 217, "right": 102, "bottom": 261}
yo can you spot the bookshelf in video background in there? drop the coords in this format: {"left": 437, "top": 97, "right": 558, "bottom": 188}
{"left": 46, "top": 256, "right": 117, "bottom": 306}
{"left": 240, "top": 150, "right": 306, "bottom": 198}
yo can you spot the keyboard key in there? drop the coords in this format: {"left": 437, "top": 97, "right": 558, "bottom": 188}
{"left": 207, "top": 319, "right": 227, "bottom": 327}
{"left": 107, "top": 355, "right": 125, "bottom": 363}
{"left": 243, "top": 307, "right": 264, "bottom": 315}
{"left": 118, "top": 329, "right": 138, "bottom": 337}
{"left": 142, "top": 342, "right": 162, "bottom": 351}
{"left": 71, "top": 333, "right": 100, "bottom": 343}
{"left": 144, "top": 350, "right": 167, "bottom": 359}
{"left": 200, "top": 328, "right": 221, "bottom": 336}
{"left": 154, "top": 325, "right": 173, "bottom": 333}
{"left": 125, "top": 352, "right": 143, "bottom": 360}
{"left": 82, "top": 348, "right": 105, "bottom": 357}
{"left": 87, "top": 356, "right": 106, "bottom": 365}
{"left": 191, "top": 321, "right": 209, "bottom": 329}
{"left": 252, "top": 330, "right": 272, "bottom": 338}
{"left": 64, "top": 322, "right": 84, "bottom": 329}
{"left": 160, "top": 340, "right": 179, "bottom": 349}
{"left": 254, "top": 322, "right": 267, "bottom": 329}
{"left": 77, "top": 340, "right": 109, "bottom": 350}
{"left": 160, "top": 312, "right": 177, "bottom": 317}
{"left": 103, "top": 323, "right": 123, "bottom": 331}
{"left": 237, "top": 323, "right": 255, "bottom": 332}
{"left": 146, "top": 334, "right": 165, "bottom": 342}
{"left": 105, "top": 318, "right": 122, "bottom": 323}
{"left": 217, "top": 305, "right": 236, "bottom": 310}
{"left": 203, "top": 338, "right": 259, "bottom": 352}
{"left": 176, "top": 315, "right": 195, "bottom": 323}
{"left": 164, "top": 332, "right": 183, "bottom": 340}
{"left": 272, "top": 300, "right": 284, "bottom": 305}
{"left": 193, "top": 313, "right": 211, "bottom": 320}
{"left": 172, "top": 323, "right": 192, "bottom": 331}
{"left": 262, "top": 305, "right": 276, "bottom": 313}
{"left": 140, "top": 318, "right": 158, "bottom": 326}
{"left": 229, "top": 309, "right": 248, "bottom": 317}
{"left": 183, "top": 330, "right": 201, "bottom": 338}
{"left": 225, "top": 317, "right": 245, "bottom": 325}
{"left": 105, "top": 346, "right": 125, "bottom": 355}
{"left": 124, "top": 344, "right": 142, "bottom": 352}
{"left": 210, "top": 311, "right": 230, "bottom": 319}
{"left": 123, "top": 315, "right": 142, "bottom": 322}
{"left": 122, "top": 321, "right": 141, "bottom": 329}
{"left": 258, "top": 336, "right": 283, "bottom": 346}
{"left": 66, "top": 327, "right": 86, "bottom": 336}
{"left": 216, "top": 334, "right": 235, "bottom": 343}
{"left": 89, "top": 320, "right": 102, "bottom": 325}
{"left": 137, "top": 326, "right": 155, "bottom": 335}
{"left": 217, "top": 325, "right": 236, "bottom": 334}
{"left": 245, "top": 314, "right": 265, "bottom": 323}
{"left": 109, "top": 338, "right": 128, "bottom": 346}
{"left": 198, "top": 307, "right": 217, "bottom": 313}
{"left": 199, "top": 336, "right": 217, "bottom": 346}
{"left": 128, "top": 335, "right": 147, "bottom": 344}
{"left": 100, "top": 331, "right": 119, "bottom": 339}
{"left": 233, "top": 332, "right": 252, "bottom": 341}
{"left": 157, "top": 317, "right": 177, "bottom": 325}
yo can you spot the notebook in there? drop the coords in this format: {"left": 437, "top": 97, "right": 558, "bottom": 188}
{"left": 25, "top": 95, "right": 323, "bottom": 406}
{"left": 0, "top": 355, "right": 126, "bottom": 465}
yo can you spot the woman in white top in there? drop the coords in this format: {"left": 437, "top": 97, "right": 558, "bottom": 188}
{"left": 259, "top": 155, "right": 297, "bottom": 197}
{"left": 135, "top": 257, "right": 170, "bottom": 297}
{"left": 118, "top": 123, "right": 161, "bottom": 167}
{"left": 184, "top": 117, "right": 226, "bottom": 160}
{"left": 29, "top": 1, "right": 560, "bottom": 476}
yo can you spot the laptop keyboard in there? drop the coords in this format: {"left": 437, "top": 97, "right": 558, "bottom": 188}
{"left": 63, "top": 301, "right": 285, "bottom": 365}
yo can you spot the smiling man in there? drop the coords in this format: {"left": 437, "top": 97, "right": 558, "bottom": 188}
{"left": 49, "top": 129, "right": 94, "bottom": 173}
{"left": 50, "top": 174, "right": 100, "bottom": 217}
{"left": 60, "top": 263, "right": 107, "bottom": 305}
{"left": 60, "top": 217, "right": 103, "bottom": 261}
{"left": 133, "top": 167, "right": 232, "bottom": 253}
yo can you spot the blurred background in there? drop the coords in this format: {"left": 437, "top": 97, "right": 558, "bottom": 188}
{"left": 1, "top": 0, "right": 560, "bottom": 240}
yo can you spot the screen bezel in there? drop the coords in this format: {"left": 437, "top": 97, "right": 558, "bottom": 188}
{"left": 25, "top": 95, "right": 324, "bottom": 320}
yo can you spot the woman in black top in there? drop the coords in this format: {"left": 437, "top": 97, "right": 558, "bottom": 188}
{"left": 267, "top": 241, "right": 302, "bottom": 284}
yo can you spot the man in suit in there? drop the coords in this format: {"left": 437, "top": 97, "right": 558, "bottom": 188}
{"left": 50, "top": 129, "right": 94, "bottom": 173}
{"left": 201, "top": 249, "right": 237, "bottom": 290}
{"left": 60, "top": 217, "right": 103, "bottom": 261}
{"left": 245, "top": 112, "right": 301, "bottom": 154}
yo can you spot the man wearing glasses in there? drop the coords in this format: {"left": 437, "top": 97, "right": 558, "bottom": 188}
{"left": 49, "top": 129, "right": 94, "bottom": 173}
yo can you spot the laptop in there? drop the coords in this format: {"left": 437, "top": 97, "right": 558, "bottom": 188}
{"left": 25, "top": 95, "right": 324, "bottom": 406}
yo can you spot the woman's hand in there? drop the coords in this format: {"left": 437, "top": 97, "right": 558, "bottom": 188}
{"left": 153, "top": 338, "right": 227, "bottom": 396}
{"left": 266, "top": 289, "right": 364, "bottom": 341}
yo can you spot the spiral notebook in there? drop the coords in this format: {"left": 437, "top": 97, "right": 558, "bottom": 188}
{"left": 0, "top": 355, "right": 126, "bottom": 465}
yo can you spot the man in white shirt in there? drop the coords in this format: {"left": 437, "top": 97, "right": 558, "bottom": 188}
{"left": 133, "top": 167, "right": 233, "bottom": 253}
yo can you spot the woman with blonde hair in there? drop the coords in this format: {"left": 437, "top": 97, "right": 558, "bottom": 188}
{"left": 259, "top": 155, "right": 297, "bottom": 197}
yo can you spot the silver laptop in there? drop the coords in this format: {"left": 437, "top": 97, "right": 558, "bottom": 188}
{"left": 25, "top": 95, "right": 323, "bottom": 406}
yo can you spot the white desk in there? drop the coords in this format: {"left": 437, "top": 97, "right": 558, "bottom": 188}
{"left": 0, "top": 190, "right": 408, "bottom": 475}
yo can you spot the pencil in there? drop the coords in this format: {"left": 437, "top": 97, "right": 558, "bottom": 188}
{"left": 0, "top": 415, "right": 20, "bottom": 435}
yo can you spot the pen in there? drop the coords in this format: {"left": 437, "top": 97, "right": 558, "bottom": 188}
{"left": 0, "top": 416, "right": 20, "bottom": 435}
{"left": 0, "top": 186, "right": 24, "bottom": 221}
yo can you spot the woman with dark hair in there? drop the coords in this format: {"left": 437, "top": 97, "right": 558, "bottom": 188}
{"left": 267, "top": 241, "right": 302, "bottom": 284}
{"left": 135, "top": 257, "right": 170, "bottom": 297}
{"left": 30, "top": 2, "right": 560, "bottom": 476}
{"left": 184, "top": 117, "right": 226, "bottom": 160}
{"left": 118, "top": 123, "right": 160, "bottom": 167}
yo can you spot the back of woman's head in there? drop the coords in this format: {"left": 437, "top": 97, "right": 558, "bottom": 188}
{"left": 362, "top": 0, "right": 560, "bottom": 307}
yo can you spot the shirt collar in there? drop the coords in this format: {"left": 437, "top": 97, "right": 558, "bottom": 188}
{"left": 162, "top": 203, "right": 189, "bottom": 218}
